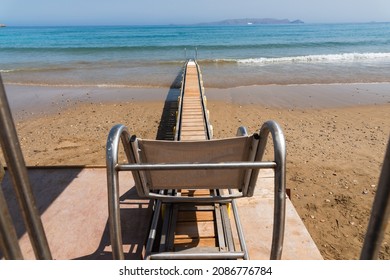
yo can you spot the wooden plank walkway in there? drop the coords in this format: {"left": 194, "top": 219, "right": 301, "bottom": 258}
{"left": 179, "top": 60, "right": 208, "bottom": 141}
{"left": 168, "top": 60, "right": 218, "bottom": 253}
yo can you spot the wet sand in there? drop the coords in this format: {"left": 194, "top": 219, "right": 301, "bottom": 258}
{"left": 2, "top": 83, "right": 390, "bottom": 259}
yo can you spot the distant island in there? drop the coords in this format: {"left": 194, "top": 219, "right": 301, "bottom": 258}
{"left": 197, "top": 18, "right": 304, "bottom": 26}
{"left": 0, "top": 24, "right": 6, "bottom": 27}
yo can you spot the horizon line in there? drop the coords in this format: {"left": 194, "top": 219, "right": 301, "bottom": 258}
{"left": 2, "top": 20, "right": 390, "bottom": 27}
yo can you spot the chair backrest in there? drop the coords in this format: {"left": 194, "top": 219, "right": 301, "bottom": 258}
{"left": 129, "top": 135, "right": 260, "bottom": 197}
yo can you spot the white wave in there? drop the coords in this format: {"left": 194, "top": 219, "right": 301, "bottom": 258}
{"left": 4, "top": 82, "right": 162, "bottom": 89}
{"left": 237, "top": 53, "right": 390, "bottom": 65}
{"left": 97, "top": 84, "right": 126, "bottom": 88}
{"left": 0, "top": 69, "right": 15, "bottom": 73}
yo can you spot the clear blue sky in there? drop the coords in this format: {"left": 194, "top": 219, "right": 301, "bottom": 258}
{"left": 1, "top": 0, "right": 389, "bottom": 26}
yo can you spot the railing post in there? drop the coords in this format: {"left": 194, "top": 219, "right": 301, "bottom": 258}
{"left": 1, "top": 157, "right": 24, "bottom": 259}
{"left": 253, "top": 120, "right": 286, "bottom": 260}
{"left": 0, "top": 75, "right": 52, "bottom": 259}
{"left": 106, "top": 124, "right": 129, "bottom": 260}
{"left": 360, "top": 136, "right": 390, "bottom": 259}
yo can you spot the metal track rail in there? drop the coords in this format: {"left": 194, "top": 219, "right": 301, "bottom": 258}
{"left": 106, "top": 59, "right": 288, "bottom": 260}
{"left": 147, "top": 60, "right": 248, "bottom": 259}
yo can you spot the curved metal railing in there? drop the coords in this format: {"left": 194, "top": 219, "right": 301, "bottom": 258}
{"left": 106, "top": 120, "right": 287, "bottom": 260}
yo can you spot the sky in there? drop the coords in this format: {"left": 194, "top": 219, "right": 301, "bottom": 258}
{"left": 1, "top": 0, "right": 389, "bottom": 26}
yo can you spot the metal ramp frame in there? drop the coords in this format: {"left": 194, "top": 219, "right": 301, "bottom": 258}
{"left": 106, "top": 60, "right": 287, "bottom": 260}
{"left": 155, "top": 60, "right": 238, "bottom": 259}
{"left": 106, "top": 121, "right": 287, "bottom": 260}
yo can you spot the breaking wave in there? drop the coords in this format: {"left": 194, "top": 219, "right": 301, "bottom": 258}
{"left": 236, "top": 53, "right": 390, "bottom": 65}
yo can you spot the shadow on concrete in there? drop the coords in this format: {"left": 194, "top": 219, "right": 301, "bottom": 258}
{"left": 74, "top": 187, "right": 153, "bottom": 260}
{"left": 0, "top": 167, "right": 83, "bottom": 259}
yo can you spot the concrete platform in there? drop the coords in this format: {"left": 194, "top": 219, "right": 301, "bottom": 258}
{"left": 237, "top": 169, "right": 323, "bottom": 259}
{"left": 1, "top": 167, "right": 322, "bottom": 260}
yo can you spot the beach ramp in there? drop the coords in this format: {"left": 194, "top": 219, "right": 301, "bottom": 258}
{"left": 0, "top": 63, "right": 322, "bottom": 260}
{"left": 105, "top": 60, "right": 323, "bottom": 260}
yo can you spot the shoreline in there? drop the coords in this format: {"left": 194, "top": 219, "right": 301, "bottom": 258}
{"left": 4, "top": 84, "right": 178, "bottom": 121}
{"left": 207, "top": 82, "right": 390, "bottom": 108}
{"left": 5, "top": 82, "right": 390, "bottom": 120}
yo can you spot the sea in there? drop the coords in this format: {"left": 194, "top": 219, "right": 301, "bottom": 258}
{"left": 1, "top": 23, "right": 390, "bottom": 88}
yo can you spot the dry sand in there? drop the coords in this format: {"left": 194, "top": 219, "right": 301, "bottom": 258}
{"left": 2, "top": 83, "right": 390, "bottom": 259}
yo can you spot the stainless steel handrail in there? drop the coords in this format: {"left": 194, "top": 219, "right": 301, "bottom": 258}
{"left": 116, "top": 162, "right": 277, "bottom": 171}
{"left": 250, "top": 120, "right": 287, "bottom": 260}
{"left": 0, "top": 75, "right": 52, "bottom": 259}
{"left": 174, "top": 60, "right": 188, "bottom": 141}
{"left": 149, "top": 251, "right": 245, "bottom": 260}
{"left": 263, "top": 121, "right": 286, "bottom": 260}
{"left": 0, "top": 178, "right": 23, "bottom": 259}
{"left": 105, "top": 124, "right": 132, "bottom": 260}
{"left": 360, "top": 136, "right": 390, "bottom": 259}
{"left": 195, "top": 60, "right": 213, "bottom": 140}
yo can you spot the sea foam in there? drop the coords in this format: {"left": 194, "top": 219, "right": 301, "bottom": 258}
{"left": 237, "top": 53, "right": 390, "bottom": 65}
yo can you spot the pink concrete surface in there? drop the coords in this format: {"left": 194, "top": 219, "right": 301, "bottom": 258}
{"left": 1, "top": 167, "right": 322, "bottom": 260}
{"left": 1, "top": 167, "right": 152, "bottom": 260}
{"left": 237, "top": 170, "right": 323, "bottom": 260}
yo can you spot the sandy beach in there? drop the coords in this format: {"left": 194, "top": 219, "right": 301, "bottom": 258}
{"left": 2, "top": 82, "right": 390, "bottom": 259}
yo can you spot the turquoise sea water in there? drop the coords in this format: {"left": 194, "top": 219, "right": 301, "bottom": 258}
{"left": 1, "top": 23, "right": 390, "bottom": 88}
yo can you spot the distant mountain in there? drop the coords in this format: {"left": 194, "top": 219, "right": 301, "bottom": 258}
{"left": 198, "top": 18, "right": 304, "bottom": 25}
{"left": 290, "top": 20, "right": 304, "bottom": 24}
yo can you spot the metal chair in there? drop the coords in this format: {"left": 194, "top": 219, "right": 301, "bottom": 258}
{"left": 106, "top": 121, "right": 287, "bottom": 260}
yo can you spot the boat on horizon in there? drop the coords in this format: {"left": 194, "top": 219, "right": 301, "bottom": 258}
{"left": 0, "top": 24, "right": 6, "bottom": 27}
